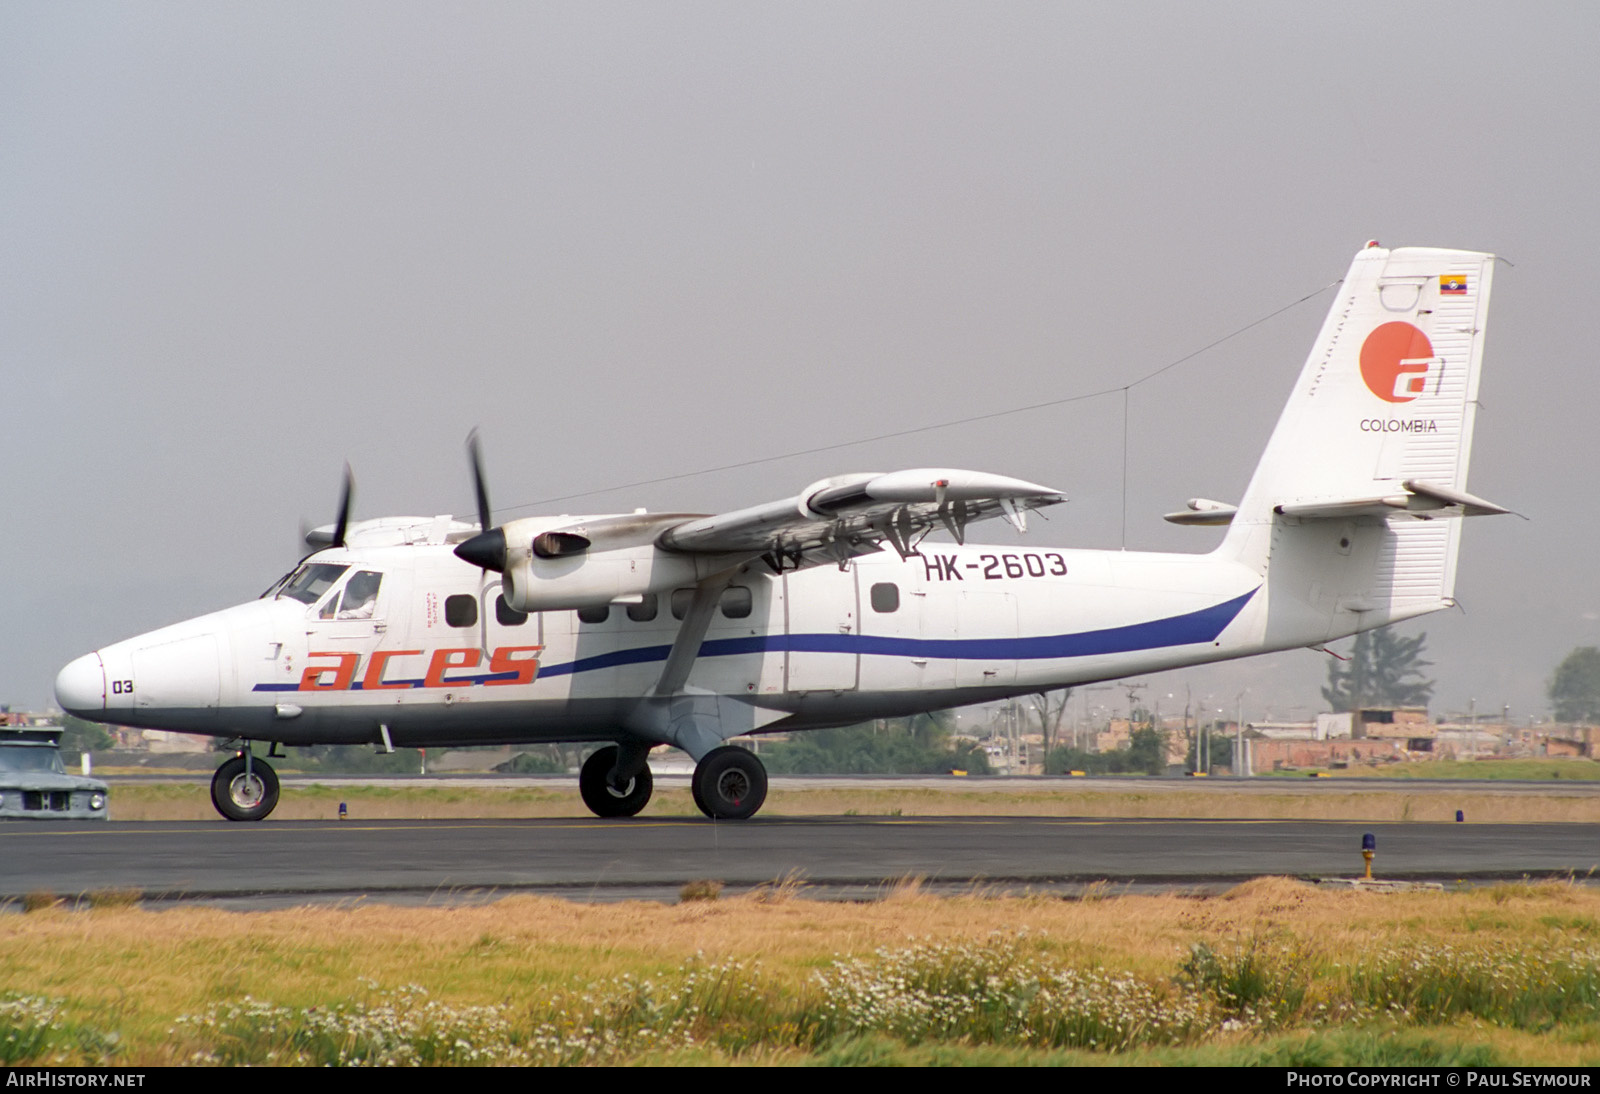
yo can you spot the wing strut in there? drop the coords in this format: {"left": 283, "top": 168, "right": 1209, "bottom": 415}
{"left": 621, "top": 565, "right": 789, "bottom": 762}
{"left": 652, "top": 568, "right": 739, "bottom": 697}
{"left": 598, "top": 566, "right": 738, "bottom": 792}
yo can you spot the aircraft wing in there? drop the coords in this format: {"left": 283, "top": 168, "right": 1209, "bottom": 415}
{"left": 657, "top": 468, "right": 1066, "bottom": 568}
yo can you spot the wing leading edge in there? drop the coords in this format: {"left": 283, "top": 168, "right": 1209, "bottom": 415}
{"left": 658, "top": 468, "right": 1066, "bottom": 571}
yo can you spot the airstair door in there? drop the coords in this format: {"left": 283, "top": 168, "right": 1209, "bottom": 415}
{"left": 783, "top": 567, "right": 859, "bottom": 692}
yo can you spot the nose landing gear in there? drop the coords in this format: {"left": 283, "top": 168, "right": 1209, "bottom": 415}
{"left": 211, "top": 751, "right": 280, "bottom": 822}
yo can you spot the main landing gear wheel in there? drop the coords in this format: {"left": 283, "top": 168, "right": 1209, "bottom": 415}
{"left": 210, "top": 753, "right": 280, "bottom": 822}
{"left": 692, "top": 746, "right": 768, "bottom": 820}
{"left": 579, "top": 746, "right": 654, "bottom": 818}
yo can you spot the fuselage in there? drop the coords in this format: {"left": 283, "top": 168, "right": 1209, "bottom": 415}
{"left": 55, "top": 538, "right": 1268, "bottom": 749}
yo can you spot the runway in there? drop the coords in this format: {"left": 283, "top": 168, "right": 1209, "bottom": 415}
{"left": 2, "top": 816, "right": 1596, "bottom": 905}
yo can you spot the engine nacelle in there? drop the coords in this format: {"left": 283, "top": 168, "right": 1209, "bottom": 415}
{"left": 472, "top": 513, "right": 755, "bottom": 613}
{"left": 501, "top": 544, "right": 708, "bottom": 613}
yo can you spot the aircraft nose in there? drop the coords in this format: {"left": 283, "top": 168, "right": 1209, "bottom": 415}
{"left": 55, "top": 652, "right": 106, "bottom": 716}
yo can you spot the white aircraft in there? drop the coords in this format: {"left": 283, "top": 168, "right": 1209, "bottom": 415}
{"left": 55, "top": 243, "right": 1509, "bottom": 822}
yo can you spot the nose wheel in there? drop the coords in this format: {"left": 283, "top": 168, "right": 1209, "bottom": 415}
{"left": 691, "top": 746, "right": 768, "bottom": 820}
{"left": 211, "top": 753, "right": 280, "bottom": 822}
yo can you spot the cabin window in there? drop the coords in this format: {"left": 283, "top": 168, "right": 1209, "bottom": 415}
{"left": 669, "top": 588, "right": 695, "bottom": 620}
{"left": 719, "top": 586, "right": 753, "bottom": 619}
{"left": 337, "top": 571, "right": 382, "bottom": 619}
{"left": 577, "top": 604, "right": 610, "bottom": 624}
{"left": 279, "top": 563, "right": 349, "bottom": 606}
{"left": 445, "top": 594, "right": 478, "bottom": 628}
{"left": 495, "top": 594, "right": 528, "bottom": 627}
{"left": 626, "top": 593, "right": 659, "bottom": 622}
{"left": 870, "top": 582, "right": 900, "bottom": 613}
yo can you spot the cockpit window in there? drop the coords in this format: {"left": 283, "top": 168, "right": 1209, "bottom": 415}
{"left": 336, "top": 571, "right": 382, "bottom": 619}
{"left": 259, "top": 570, "right": 295, "bottom": 599}
{"left": 278, "top": 563, "right": 350, "bottom": 605}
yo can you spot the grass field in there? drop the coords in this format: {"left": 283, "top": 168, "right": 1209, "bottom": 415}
{"left": 2, "top": 878, "right": 1596, "bottom": 1065}
{"left": 104, "top": 777, "right": 1600, "bottom": 823}
{"left": 1252, "top": 758, "right": 1600, "bottom": 782}
{"left": 1345, "top": 758, "right": 1600, "bottom": 781}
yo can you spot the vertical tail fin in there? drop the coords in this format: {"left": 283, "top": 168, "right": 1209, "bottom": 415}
{"left": 1221, "top": 244, "right": 1504, "bottom": 640}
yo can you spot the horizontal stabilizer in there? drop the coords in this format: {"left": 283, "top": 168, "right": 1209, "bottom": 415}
{"left": 1164, "top": 498, "right": 1239, "bottom": 526}
{"left": 1273, "top": 479, "right": 1512, "bottom": 521}
{"left": 1401, "top": 479, "right": 1514, "bottom": 517}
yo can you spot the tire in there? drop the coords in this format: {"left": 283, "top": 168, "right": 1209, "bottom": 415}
{"left": 578, "top": 746, "right": 654, "bottom": 818}
{"left": 691, "top": 745, "right": 767, "bottom": 820}
{"left": 210, "top": 754, "right": 280, "bottom": 822}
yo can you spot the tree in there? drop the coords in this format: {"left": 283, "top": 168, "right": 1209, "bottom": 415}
{"left": 1549, "top": 647, "right": 1600, "bottom": 724}
{"left": 57, "top": 714, "right": 114, "bottom": 753}
{"left": 1025, "top": 689, "right": 1073, "bottom": 757}
{"left": 762, "top": 714, "right": 993, "bottom": 775}
{"left": 281, "top": 743, "right": 427, "bottom": 774}
{"left": 1045, "top": 745, "right": 1127, "bottom": 775}
{"left": 1185, "top": 729, "right": 1233, "bottom": 772}
{"left": 494, "top": 747, "right": 568, "bottom": 774}
{"left": 1044, "top": 706, "right": 1168, "bottom": 775}
{"left": 1127, "top": 726, "right": 1168, "bottom": 775}
{"left": 1322, "top": 627, "right": 1434, "bottom": 712}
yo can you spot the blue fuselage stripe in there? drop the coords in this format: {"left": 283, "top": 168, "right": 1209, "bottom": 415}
{"left": 252, "top": 587, "right": 1256, "bottom": 692}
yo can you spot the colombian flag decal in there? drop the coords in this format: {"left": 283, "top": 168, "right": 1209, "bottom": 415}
{"left": 1440, "top": 274, "right": 1467, "bottom": 295}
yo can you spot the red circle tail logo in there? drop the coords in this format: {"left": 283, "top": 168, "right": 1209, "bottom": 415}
{"left": 1360, "top": 322, "right": 1436, "bottom": 404}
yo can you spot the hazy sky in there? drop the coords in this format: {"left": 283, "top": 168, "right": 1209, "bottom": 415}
{"left": 5, "top": 3, "right": 1597, "bottom": 726}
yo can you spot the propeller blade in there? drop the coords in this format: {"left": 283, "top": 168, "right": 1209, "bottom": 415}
{"left": 331, "top": 464, "right": 354, "bottom": 549}
{"left": 467, "top": 429, "right": 493, "bottom": 533}
{"left": 456, "top": 430, "right": 508, "bottom": 571}
{"left": 457, "top": 431, "right": 505, "bottom": 572}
